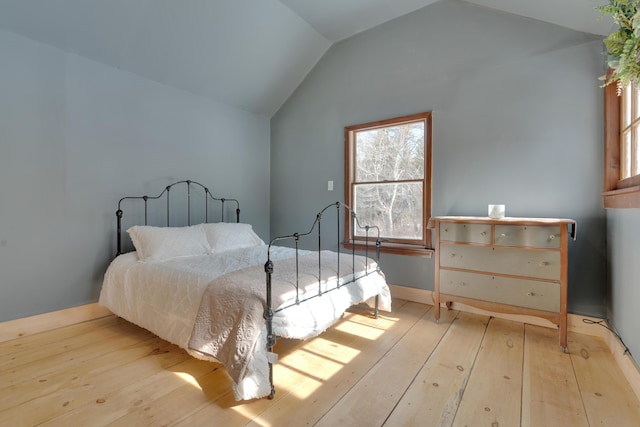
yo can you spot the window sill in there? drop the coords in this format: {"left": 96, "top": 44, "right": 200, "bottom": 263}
{"left": 603, "top": 186, "right": 640, "bottom": 208}
{"left": 343, "top": 241, "right": 434, "bottom": 258}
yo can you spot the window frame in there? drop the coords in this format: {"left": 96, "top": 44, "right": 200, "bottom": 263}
{"left": 603, "top": 72, "right": 640, "bottom": 208}
{"left": 343, "top": 111, "right": 433, "bottom": 257}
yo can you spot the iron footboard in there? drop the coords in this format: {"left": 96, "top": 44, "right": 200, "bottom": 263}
{"left": 263, "top": 201, "right": 382, "bottom": 399}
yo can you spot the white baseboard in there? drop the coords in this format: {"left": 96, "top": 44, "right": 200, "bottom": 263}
{"left": 389, "top": 284, "right": 640, "bottom": 401}
{"left": 0, "top": 303, "right": 112, "bottom": 344}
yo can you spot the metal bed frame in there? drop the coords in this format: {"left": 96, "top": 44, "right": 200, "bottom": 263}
{"left": 264, "top": 201, "right": 381, "bottom": 399}
{"left": 115, "top": 179, "right": 240, "bottom": 255}
{"left": 113, "top": 180, "right": 383, "bottom": 400}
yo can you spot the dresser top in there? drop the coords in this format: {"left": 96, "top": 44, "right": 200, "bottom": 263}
{"left": 429, "top": 216, "right": 576, "bottom": 226}
{"left": 429, "top": 216, "right": 577, "bottom": 239}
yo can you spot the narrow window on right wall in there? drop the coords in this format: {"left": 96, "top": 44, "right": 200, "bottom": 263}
{"left": 620, "top": 83, "right": 640, "bottom": 180}
{"left": 604, "top": 78, "right": 640, "bottom": 208}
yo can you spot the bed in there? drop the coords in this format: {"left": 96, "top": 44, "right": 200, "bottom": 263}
{"left": 99, "top": 180, "right": 391, "bottom": 401}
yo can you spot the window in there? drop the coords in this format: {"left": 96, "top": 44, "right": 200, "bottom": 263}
{"left": 603, "top": 75, "right": 640, "bottom": 208}
{"left": 344, "top": 112, "right": 432, "bottom": 256}
{"left": 619, "top": 84, "right": 640, "bottom": 179}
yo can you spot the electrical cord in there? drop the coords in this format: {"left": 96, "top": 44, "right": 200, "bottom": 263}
{"left": 582, "top": 318, "right": 631, "bottom": 356}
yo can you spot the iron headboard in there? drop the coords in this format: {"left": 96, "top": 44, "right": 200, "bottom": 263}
{"left": 115, "top": 179, "right": 240, "bottom": 255}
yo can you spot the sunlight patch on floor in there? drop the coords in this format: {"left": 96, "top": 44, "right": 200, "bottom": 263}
{"left": 333, "top": 317, "right": 388, "bottom": 340}
{"left": 277, "top": 361, "right": 325, "bottom": 397}
{"left": 278, "top": 340, "right": 360, "bottom": 372}
{"left": 344, "top": 312, "right": 399, "bottom": 329}
{"left": 297, "top": 345, "right": 360, "bottom": 367}
{"left": 275, "top": 361, "right": 330, "bottom": 400}
{"left": 273, "top": 337, "right": 363, "bottom": 400}
{"left": 230, "top": 405, "right": 269, "bottom": 427}
{"left": 300, "top": 336, "right": 361, "bottom": 360}
{"left": 334, "top": 322, "right": 385, "bottom": 340}
{"left": 172, "top": 371, "right": 202, "bottom": 390}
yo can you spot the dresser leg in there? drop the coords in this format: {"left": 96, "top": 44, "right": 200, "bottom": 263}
{"left": 559, "top": 318, "right": 568, "bottom": 353}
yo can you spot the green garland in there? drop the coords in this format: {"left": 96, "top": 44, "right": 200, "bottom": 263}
{"left": 598, "top": 0, "right": 640, "bottom": 90}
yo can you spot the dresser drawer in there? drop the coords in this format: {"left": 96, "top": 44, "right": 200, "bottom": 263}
{"left": 494, "top": 225, "right": 561, "bottom": 248}
{"left": 439, "top": 243, "right": 561, "bottom": 280}
{"left": 440, "top": 270, "right": 560, "bottom": 312}
{"left": 439, "top": 222, "right": 491, "bottom": 244}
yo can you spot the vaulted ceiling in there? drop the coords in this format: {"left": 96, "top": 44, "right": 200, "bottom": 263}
{"left": 0, "top": 0, "right": 614, "bottom": 117}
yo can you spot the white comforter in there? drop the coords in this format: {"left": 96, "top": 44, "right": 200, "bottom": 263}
{"left": 99, "top": 245, "right": 391, "bottom": 400}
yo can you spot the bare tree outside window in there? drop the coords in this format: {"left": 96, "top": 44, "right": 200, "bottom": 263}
{"left": 345, "top": 112, "right": 432, "bottom": 255}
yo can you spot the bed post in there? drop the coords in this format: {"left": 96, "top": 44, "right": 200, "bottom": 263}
{"left": 263, "top": 258, "right": 276, "bottom": 399}
{"left": 349, "top": 207, "right": 382, "bottom": 320}
{"left": 116, "top": 209, "right": 123, "bottom": 256}
{"left": 375, "top": 238, "right": 380, "bottom": 318}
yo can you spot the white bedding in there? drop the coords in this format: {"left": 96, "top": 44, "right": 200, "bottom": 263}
{"left": 99, "top": 244, "right": 391, "bottom": 400}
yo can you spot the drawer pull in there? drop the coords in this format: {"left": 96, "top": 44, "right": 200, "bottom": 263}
{"left": 539, "top": 261, "right": 549, "bottom": 267}
{"left": 549, "top": 234, "right": 556, "bottom": 240}
{"left": 527, "top": 292, "right": 537, "bottom": 297}
{"left": 480, "top": 231, "right": 487, "bottom": 236}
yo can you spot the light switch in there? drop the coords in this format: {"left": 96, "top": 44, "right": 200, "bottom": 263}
{"left": 328, "top": 180, "right": 334, "bottom": 191}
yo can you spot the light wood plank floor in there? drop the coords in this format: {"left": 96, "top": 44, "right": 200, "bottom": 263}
{"left": 1, "top": 299, "right": 639, "bottom": 426}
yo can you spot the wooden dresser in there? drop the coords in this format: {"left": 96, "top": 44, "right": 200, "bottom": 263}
{"left": 430, "top": 216, "right": 576, "bottom": 351}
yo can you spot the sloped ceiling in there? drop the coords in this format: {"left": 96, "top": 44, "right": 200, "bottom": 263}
{"left": 0, "top": 0, "right": 614, "bottom": 116}
{"left": 282, "top": 0, "right": 614, "bottom": 42}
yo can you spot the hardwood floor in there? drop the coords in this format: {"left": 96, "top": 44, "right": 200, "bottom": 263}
{"left": 1, "top": 299, "right": 639, "bottom": 426}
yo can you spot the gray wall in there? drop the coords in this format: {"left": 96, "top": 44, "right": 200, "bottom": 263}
{"left": 0, "top": 29, "right": 271, "bottom": 322}
{"left": 271, "top": 0, "right": 607, "bottom": 316}
{"left": 607, "top": 210, "right": 640, "bottom": 362}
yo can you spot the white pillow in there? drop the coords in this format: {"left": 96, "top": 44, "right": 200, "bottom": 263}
{"left": 127, "top": 225, "right": 211, "bottom": 262}
{"left": 200, "top": 222, "right": 265, "bottom": 254}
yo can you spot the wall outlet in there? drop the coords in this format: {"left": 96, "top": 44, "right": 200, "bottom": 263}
{"left": 328, "top": 180, "right": 334, "bottom": 191}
